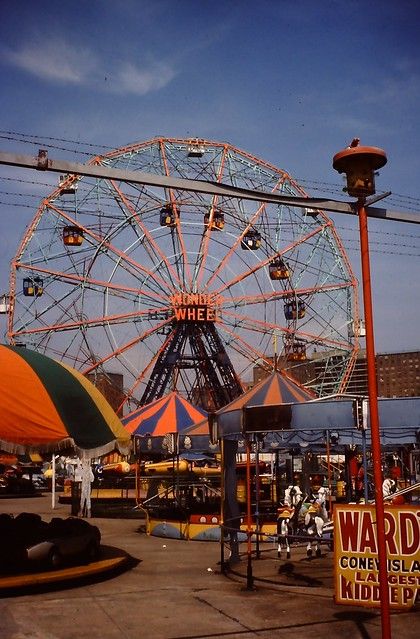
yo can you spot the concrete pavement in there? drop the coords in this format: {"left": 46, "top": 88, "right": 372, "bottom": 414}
{"left": 0, "top": 495, "right": 418, "bottom": 639}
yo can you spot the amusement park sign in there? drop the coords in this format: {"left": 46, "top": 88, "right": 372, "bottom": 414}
{"left": 334, "top": 504, "right": 420, "bottom": 609}
{"left": 170, "top": 293, "right": 222, "bottom": 322}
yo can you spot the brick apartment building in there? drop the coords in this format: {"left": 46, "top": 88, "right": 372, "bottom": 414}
{"left": 87, "top": 351, "right": 420, "bottom": 411}
{"left": 341, "top": 349, "right": 420, "bottom": 397}
{"left": 253, "top": 350, "right": 420, "bottom": 398}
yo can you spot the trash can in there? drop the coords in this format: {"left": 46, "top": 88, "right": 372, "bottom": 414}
{"left": 70, "top": 481, "right": 81, "bottom": 516}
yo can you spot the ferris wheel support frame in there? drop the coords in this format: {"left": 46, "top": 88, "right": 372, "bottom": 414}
{"left": 140, "top": 320, "right": 243, "bottom": 410}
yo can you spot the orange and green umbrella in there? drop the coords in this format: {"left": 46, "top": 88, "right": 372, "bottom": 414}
{"left": 0, "top": 345, "right": 130, "bottom": 457}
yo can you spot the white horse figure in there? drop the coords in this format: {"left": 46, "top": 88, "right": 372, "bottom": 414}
{"left": 277, "top": 485, "right": 303, "bottom": 559}
{"left": 382, "top": 478, "right": 397, "bottom": 499}
{"left": 303, "top": 486, "right": 329, "bottom": 557}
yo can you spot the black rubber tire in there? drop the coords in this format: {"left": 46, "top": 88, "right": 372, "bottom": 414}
{"left": 48, "top": 547, "right": 62, "bottom": 569}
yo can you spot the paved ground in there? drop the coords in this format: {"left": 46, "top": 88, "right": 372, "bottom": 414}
{"left": 0, "top": 495, "right": 418, "bottom": 639}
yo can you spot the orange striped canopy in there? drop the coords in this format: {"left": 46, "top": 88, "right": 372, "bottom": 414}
{"left": 181, "top": 370, "right": 313, "bottom": 439}
{"left": 215, "top": 370, "right": 315, "bottom": 438}
{"left": 181, "top": 417, "right": 210, "bottom": 436}
{"left": 219, "top": 370, "right": 314, "bottom": 414}
{"left": 0, "top": 345, "right": 130, "bottom": 457}
{"left": 122, "top": 392, "right": 207, "bottom": 436}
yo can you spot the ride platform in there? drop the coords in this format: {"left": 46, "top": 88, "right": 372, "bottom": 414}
{"left": 147, "top": 512, "right": 278, "bottom": 541}
{"left": 0, "top": 545, "right": 130, "bottom": 593}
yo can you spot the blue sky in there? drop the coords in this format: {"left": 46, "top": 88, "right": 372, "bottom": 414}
{"left": 0, "top": 0, "right": 419, "bottom": 354}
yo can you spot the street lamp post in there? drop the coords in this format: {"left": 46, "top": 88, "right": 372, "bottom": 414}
{"left": 333, "top": 140, "right": 391, "bottom": 639}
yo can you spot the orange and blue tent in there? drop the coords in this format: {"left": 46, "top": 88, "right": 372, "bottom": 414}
{"left": 216, "top": 368, "right": 420, "bottom": 446}
{"left": 221, "top": 369, "right": 314, "bottom": 412}
{"left": 177, "top": 370, "right": 314, "bottom": 449}
{"left": 122, "top": 391, "right": 207, "bottom": 437}
{"left": 0, "top": 345, "right": 130, "bottom": 457}
{"left": 216, "top": 370, "right": 315, "bottom": 437}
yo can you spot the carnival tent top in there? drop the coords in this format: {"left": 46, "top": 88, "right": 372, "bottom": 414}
{"left": 122, "top": 391, "right": 207, "bottom": 437}
{"left": 181, "top": 417, "right": 210, "bottom": 437}
{"left": 0, "top": 345, "right": 130, "bottom": 458}
{"left": 216, "top": 370, "right": 315, "bottom": 438}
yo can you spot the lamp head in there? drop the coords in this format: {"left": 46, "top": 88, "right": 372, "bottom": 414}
{"left": 333, "top": 139, "right": 387, "bottom": 198}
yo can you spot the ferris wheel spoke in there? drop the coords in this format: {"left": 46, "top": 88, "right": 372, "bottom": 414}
{"left": 216, "top": 319, "right": 274, "bottom": 369}
{"left": 292, "top": 323, "right": 353, "bottom": 350}
{"left": 15, "top": 205, "right": 44, "bottom": 262}
{"left": 116, "top": 329, "right": 176, "bottom": 412}
{"left": 223, "top": 280, "right": 353, "bottom": 309}
{"left": 221, "top": 308, "right": 290, "bottom": 336}
{"left": 10, "top": 274, "right": 82, "bottom": 334}
{"left": 82, "top": 317, "right": 173, "bottom": 376}
{"left": 222, "top": 308, "right": 351, "bottom": 351}
{"left": 38, "top": 335, "right": 87, "bottom": 366}
{"left": 10, "top": 306, "right": 170, "bottom": 337}
{"left": 290, "top": 229, "right": 333, "bottom": 290}
{"left": 40, "top": 202, "right": 95, "bottom": 274}
{"left": 302, "top": 289, "right": 353, "bottom": 335}
{"left": 107, "top": 180, "right": 183, "bottom": 290}
{"left": 193, "top": 146, "right": 229, "bottom": 290}
{"left": 14, "top": 261, "right": 167, "bottom": 306}
{"left": 213, "top": 224, "right": 327, "bottom": 296}
{"left": 158, "top": 141, "right": 194, "bottom": 288}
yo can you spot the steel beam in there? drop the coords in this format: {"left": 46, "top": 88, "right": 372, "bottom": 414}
{"left": 0, "top": 150, "right": 419, "bottom": 223}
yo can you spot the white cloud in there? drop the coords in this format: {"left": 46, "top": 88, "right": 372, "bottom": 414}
{"left": 112, "top": 60, "right": 176, "bottom": 95}
{"left": 3, "top": 39, "right": 177, "bottom": 96}
{"left": 4, "top": 39, "right": 97, "bottom": 84}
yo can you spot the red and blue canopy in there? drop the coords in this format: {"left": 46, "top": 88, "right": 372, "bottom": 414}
{"left": 122, "top": 392, "right": 207, "bottom": 437}
{"left": 0, "top": 345, "right": 130, "bottom": 457}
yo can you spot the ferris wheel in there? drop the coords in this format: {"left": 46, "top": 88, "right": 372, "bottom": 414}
{"left": 7, "top": 138, "right": 359, "bottom": 413}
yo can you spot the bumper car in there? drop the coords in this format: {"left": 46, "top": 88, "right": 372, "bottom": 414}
{"left": 0, "top": 513, "right": 101, "bottom": 573}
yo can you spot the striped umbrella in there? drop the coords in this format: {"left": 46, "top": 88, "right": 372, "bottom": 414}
{"left": 0, "top": 345, "right": 130, "bottom": 457}
{"left": 122, "top": 391, "right": 207, "bottom": 436}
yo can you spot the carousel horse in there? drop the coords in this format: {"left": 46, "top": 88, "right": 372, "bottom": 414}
{"left": 382, "top": 478, "right": 397, "bottom": 498}
{"left": 302, "top": 486, "right": 330, "bottom": 557}
{"left": 277, "top": 485, "right": 303, "bottom": 559}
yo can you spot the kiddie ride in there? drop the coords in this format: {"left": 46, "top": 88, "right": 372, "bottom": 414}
{"left": 141, "top": 457, "right": 284, "bottom": 542}
{"left": 132, "top": 448, "right": 420, "bottom": 555}
{"left": 140, "top": 456, "right": 223, "bottom": 541}
{"left": 139, "top": 457, "right": 333, "bottom": 551}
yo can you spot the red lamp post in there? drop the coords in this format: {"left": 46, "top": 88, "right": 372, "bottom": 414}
{"left": 333, "top": 140, "right": 391, "bottom": 639}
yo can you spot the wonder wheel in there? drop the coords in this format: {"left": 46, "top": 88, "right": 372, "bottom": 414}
{"left": 7, "top": 138, "right": 358, "bottom": 413}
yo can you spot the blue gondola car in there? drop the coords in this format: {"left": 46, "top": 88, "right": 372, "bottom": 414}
{"left": 241, "top": 230, "right": 261, "bottom": 250}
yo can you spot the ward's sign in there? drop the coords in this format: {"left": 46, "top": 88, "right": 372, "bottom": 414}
{"left": 334, "top": 504, "right": 420, "bottom": 609}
